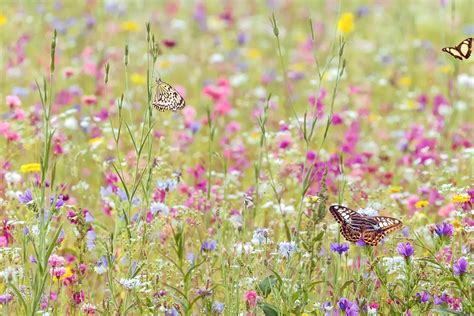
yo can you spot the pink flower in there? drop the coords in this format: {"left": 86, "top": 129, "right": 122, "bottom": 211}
{"left": 278, "top": 133, "right": 292, "bottom": 149}
{"left": 50, "top": 267, "right": 66, "bottom": 278}
{"left": 0, "top": 236, "right": 8, "bottom": 247}
{"left": 332, "top": 113, "right": 343, "bottom": 125}
{"left": 438, "top": 203, "right": 455, "bottom": 217}
{"left": 82, "top": 95, "right": 97, "bottom": 106}
{"left": 48, "top": 254, "right": 65, "bottom": 267}
{"left": 245, "top": 290, "right": 257, "bottom": 309}
{"left": 63, "top": 67, "right": 76, "bottom": 78}
{"left": 6, "top": 95, "right": 21, "bottom": 108}
{"left": 13, "top": 108, "right": 26, "bottom": 121}
{"left": 407, "top": 195, "right": 419, "bottom": 214}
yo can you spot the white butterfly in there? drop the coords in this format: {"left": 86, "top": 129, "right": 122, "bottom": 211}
{"left": 152, "top": 78, "right": 186, "bottom": 112}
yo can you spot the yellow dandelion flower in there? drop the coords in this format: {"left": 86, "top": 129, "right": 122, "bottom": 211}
{"left": 415, "top": 200, "right": 429, "bottom": 209}
{"left": 121, "top": 21, "right": 139, "bottom": 32}
{"left": 398, "top": 76, "right": 412, "bottom": 87}
{"left": 337, "top": 13, "right": 354, "bottom": 34}
{"left": 451, "top": 194, "right": 470, "bottom": 203}
{"left": 390, "top": 186, "right": 403, "bottom": 193}
{"left": 247, "top": 48, "right": 262, "bottom": 60}
{"left": 63, "top": 266, "right": 73, "bottom": 279}
{"left": 0, "top": 14, "right": 7, "bottom": 26}
{"left": 89, "top": 137, "right": 103, "bottom": 145}
{"left": 20, "top": 163, "right": 41, "bottom": 173}
{"left": 131, "top": 73, "right": 146, "bottom": 85}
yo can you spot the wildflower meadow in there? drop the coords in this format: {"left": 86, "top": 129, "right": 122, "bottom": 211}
{"left": 0, "top": 1, "right": 473, "bottom": 315}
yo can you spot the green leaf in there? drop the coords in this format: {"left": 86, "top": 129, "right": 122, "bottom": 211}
{"left": 258, "top": 275, "right": 278, "bottom": 297}
{"left": 260, "top": 302, "right": 280, "bottom": 316}
{"left": 431, "top": 307, "right": 465, "bottom": 315}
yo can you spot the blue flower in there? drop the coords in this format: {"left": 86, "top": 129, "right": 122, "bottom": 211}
{"left": 212, "top": 302, "right": 224, "bottom": 313}
{"left": 435, "top": 222, "right": 454, "bottom": 237}
{"left": 397, "top": 242, "right": 414, "bottom": 258}
{"left": 330, "top": 243, "right": 350, "bottom": 254}
{"left": 18, "top": 189, "right": 33, "bottom": 204}
{"left": 278, "top": 241, "right": 297, "bottom": 259}
{"left": 453, "top": 257, "right": 468, "bottom": 276}
{"left": 201, "top": 240, "right": 217, "bottom": 252}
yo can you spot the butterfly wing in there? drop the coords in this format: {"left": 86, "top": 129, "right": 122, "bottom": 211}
{"left": 152, "top": 79, "right": 186, "bottom": 112}
{"left": 329, "top": 205, "right": 362, "bottom": 243}
{"left": 456, "top": 38, "right": 472, "bottom": 59}
{"left": 443, "top": 38, "right": 473, "bottom": 60}
{"left": 362, "top": 216, "right": 402, "bottom": 246}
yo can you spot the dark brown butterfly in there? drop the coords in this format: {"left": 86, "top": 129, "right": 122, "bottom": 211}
{"left": 152, "top": 78, "right": 185, "bottom": 112}
{"left": 329, "top": 205, "right": 402, "bottom": 246}
{"left": 442, "top": 38, "right": 472, "bottom": 60}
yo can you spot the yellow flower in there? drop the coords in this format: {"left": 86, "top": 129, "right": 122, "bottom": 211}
{"left": 121, "top": 21, "right": 139, "bottom": 32}
{"left": 439, "top": 64, "right": 453, "bottom": 74}
{"left": 398, "top": 76, "right": 412, "bottom": 87}
{"left": 20, "top": 163, "right": 41, "bottom": 173}
{"left": 302, "top": 314, "right": 309, "bottom": 316}
{"left": 0, "top": 14, "right": 7, "bottom": 26}
{"left": 88, "top": 137, "right": 103, "bottom": 145}
{"left": 159, "top": 60, "right": 171, "bottom": 69}
{"left": 390, "top": 186, "right": 403, "bottom": 193}
{"left": 337, "top": 13, "right": 354, "bottom": 34}
{"left": 131, "top": 73, "right": 146, "bottom": 85}
{"left": 406, "top": 99, "right": 417, "bottom": 110}
{"left": 451, "top": 219, "right": 462, "bottom": 230}
{"left": 451, "top": 194, "right": 470, "bottom": 203}
{"left": 415, "top": 200, "right": 429, "bottom": 209}
{"left": 246, "top": 48, "right": 262, "bottom": 59}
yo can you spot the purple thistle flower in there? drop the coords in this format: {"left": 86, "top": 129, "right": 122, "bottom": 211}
{"left": 18, "top": 189, "right": 33, "bottom": 204}
{"left": 435, "top": 222, "right": 454, "bottom": 237}
{"left": 201, "top": 240, "right": 217, "bottom": 252}
{"left": 330, "top": 243, "right": 350, "bottom": 254}
{"left": 397, "top": 242, "right": 414, "bottom": 258}
{"left": 416, "top": 291, "right": 430, "bottom": 303}
{"left": 453, "top": 257, "right": 468, "bottom": 276}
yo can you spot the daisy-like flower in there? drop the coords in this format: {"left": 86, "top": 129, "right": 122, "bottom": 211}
{"left": 20, "top": 163, "right": 40, "bottom": 173}
{"left": 415, "top": 200, "right": 429, "bottom": 209}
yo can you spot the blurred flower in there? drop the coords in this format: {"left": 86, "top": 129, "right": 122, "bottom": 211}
{"left": 212, "top": 301, "right": 224, "bottom": 314}
{"left": 0, "top": 293, "right": 13, "bottom": 304}
{"left": 82, "top": 303, "right": 96, "bottom": 315}
{"left": 338, "top": 298, "right": 359, "bottom": 315}
{"left": 337, "top": 13, "right": 354, "bottom": 34}
{"left": 72, "top": 290, "right": 84, "bottom": 305}
{"left": 121, "top": 21, "right": 139, "bottom": 32}
{"left": 82, "top": 95, "right": 97, "bottom": 106}
{"left": 416, "top": 291, "right": 430, "bottom": 303}
{"left": 201, "top": 239, "right": 217, "bottom": 252}
{"left": 131, "top": 73, "right": 146, "bottom": 85}
{"left": 451, "top": 194, "right": 470, "bottom": 203}
{"left": 6, "top": 95, "right": 21, "bottom": 108}
{"left": 415, "top": 200, "right": 429, "bottom": 209}
{"left": 245, "top": 290, "right": 257, "bottom": 309}
{"left": 20, "top": 163, "right": 40, "bottom": 173}
{"left": 18, "top": 189, "right": 33, "bottom": 204}
{"left": 330, "top": 243, "right": 349, "bottom": 254}
{"left": 48, "top": 254, "right": 65, "bottom": 267}
{"left": 0, "top": 14, "right": 6, "bottom": 26}
{"left": 164, "top": 307, "right": 179, "bottom": 316}
{"left": 252, "top": 228, "right": 270, "bottom": 245}
{"left": 453, "top": 257, "right": 468, "bottom": 276}
{"left": 398, "top": 76, "right": 412, "bottom": 87}
{"left": 278, "top": 241, "right": 297, "bottom": 258}
{"left": 397, "top": 242, "right": 414, "bottom": 258}
{"left": 435, "top": 222, "right": 454, "bottom": 237}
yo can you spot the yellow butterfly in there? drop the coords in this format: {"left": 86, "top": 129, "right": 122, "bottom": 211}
{"left": 152, "top": 78, "right": 186, "bottom": 112}
{"left": 442, "top": 38, "right": 472, "bottom": 61}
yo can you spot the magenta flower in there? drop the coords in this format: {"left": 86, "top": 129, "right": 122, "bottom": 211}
{"left": 245, "top": 290, "right": 257, "bottom": 309}
{"left": 397, "top": 242, "right": 414, "bottom": 258}
{"left": 453, "top": 257, "right": 468, "bottom": 276}
{"left": 48, "top": 254, "right": 65, "bottom": 267}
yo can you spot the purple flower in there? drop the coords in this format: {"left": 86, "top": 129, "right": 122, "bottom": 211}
{"left": 212, "top": 301, "right": 224, "bottom": 313}
{"left": 330, "top": 243, "right": 350, "bottom": 254}
{"left": 355, "top": 239, "right": 366, "bottom": 247}
{"left": 18, "top": 189, "right": 33, "bottom": 204}
{"left": 86, "top": 230, "right": 96, "bottom": 251}
{"left": 338, "top": 298, "right": 350, "bottom": 311}
{"left": 453, "top": 257, "right": 468, "bottom": 276}
{"left": 434, "top": 292, "right": 449, "bottom": 305}
{"left": 0, "top": 293, "right": 13, "bottom": 304}
{"left": 416, "top": 291, "right": 430, "bottom": 303}
{"left": 435, "top": 222, "right": 454, "bottom": 237}
{"left": 201, "top": 240, "right": 217, "bottom": 252}
{"left": 338, "top": 298, "right": 359, "bottom": 315}
{"left": 164, "top": 307, "right": 179, "bottom": 316}
{"left": 397, "top": 242, "right": 414, "bottom": 258}
{"left": 321, "top": 301, "right": 333, "bottom": 312}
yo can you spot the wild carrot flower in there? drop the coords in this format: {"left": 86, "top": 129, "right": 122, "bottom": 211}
{"left": 453, "top": 257, "right": 468, "bottom": 276}
{"left": 435, "top": 222, "right": 454, "bottom": 237}
{"left": 397, "top": 242, "right": 414, "bottom": 258}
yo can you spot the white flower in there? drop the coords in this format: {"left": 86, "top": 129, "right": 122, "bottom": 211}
{"left": 150, "top": 202, "right": 169, "bottom": 216}
{"left": 94, "top": 264, "right": 107, "bottom": 275}
{"left": 278, "top": 241, "right": 297, "bottom": 259}
{"left": 252, "top": 228, "right": 270, "bottom": 245}
{"left": 234, "top": 243, "right": 254, "bottom": 255}
{"left": 4, "top": 172, "right": 21, "bottom": 184}
{"left": 119, "top": 277, "right": 141, "bottom": 289}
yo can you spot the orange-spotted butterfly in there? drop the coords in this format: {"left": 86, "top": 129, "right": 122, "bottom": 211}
{"left": 329, "top": 205, "right": 403, "bottom": 246}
